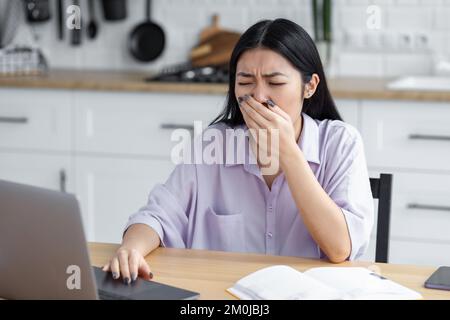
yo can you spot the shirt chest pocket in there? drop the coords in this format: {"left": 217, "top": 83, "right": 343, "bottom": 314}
{"left": 204, "top": 207, "right": 246, "bottom": 253}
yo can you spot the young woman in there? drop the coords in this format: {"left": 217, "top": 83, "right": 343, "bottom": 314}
{"left": 103, "top": 19, "right": 374, "bottom": 284}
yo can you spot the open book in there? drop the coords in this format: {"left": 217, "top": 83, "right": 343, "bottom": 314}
{"left": 227, "top": 266, "right": 422, "bottom": 300}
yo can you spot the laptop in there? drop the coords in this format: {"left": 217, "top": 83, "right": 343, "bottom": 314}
{"left": 0, "top": 179, "right": 199, "bottom": 300}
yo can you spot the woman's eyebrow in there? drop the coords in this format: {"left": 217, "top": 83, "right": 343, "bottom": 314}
{"left": 237, "top": 71, "right": 288, "bottom": 78}
{"left": 263, "top": 72, "right": 288, "bottom": 78}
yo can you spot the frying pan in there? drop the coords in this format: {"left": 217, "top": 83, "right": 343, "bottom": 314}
{"left": 128, "top": 0, "right": 165, "bottom": 62}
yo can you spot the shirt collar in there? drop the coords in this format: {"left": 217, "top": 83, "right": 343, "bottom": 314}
{"left": 298, "top": 113, "right": 321, "bottom": 165}
{"left": 223, "top": 112, "right": 321, "bottom": 167}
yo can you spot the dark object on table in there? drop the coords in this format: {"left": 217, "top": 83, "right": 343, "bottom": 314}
{"left": 128, "top": 0, "right": 165, "bottom": 63}
{"left": 94, "top": 267, "right": 199, "bottom": 300}
{"left": 101, "top": 0, "right": 127, "bottom": 21}
{"left": 425, "top": 266, "right": 450, "bottom": 291}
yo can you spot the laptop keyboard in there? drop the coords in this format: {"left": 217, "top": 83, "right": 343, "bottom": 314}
{"left": 98, "top": 289, "right": 132, "bottom": 300}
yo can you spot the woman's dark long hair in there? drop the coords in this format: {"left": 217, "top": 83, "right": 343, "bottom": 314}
{"left": 211, "top": 19, "right": 342, "bottom": 127}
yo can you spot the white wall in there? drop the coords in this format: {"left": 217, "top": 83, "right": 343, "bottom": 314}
{"left": 13, "top": 0, "right": 450, "bottom": 77}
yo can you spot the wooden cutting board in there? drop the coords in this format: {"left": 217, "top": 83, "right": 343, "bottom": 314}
{"left": 190, "top": 15, "right": 241, "bottom": 67}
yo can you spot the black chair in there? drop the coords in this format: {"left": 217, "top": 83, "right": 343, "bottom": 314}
{"left": 370, "top": 174, "right": 393, "bottom": 263}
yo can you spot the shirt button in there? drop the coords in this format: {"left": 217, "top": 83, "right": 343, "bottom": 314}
{"left": 267, "top": 232, "right": 273, "bottom": 238}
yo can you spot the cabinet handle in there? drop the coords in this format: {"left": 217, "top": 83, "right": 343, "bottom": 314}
{"left": 409, "top": 134, "right": 450, "bottom": 141}
{"left": 59, "top": 169, "right": 67, "bottom": 193}
{"left": 407, "top": 203, "right": 450, "bottom": 212}
{"left": 0, "top": 116, "right": 29, "bottom": 124}
{"left": 160, "top": 123, "right": 195, "bottom": 131}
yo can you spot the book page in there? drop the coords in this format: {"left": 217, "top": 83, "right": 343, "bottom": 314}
{"left": 304, "top": 267, "right": 422, "bottom": 300}
{"left": 227, "top": 265, "right": 342, "bottom": 300}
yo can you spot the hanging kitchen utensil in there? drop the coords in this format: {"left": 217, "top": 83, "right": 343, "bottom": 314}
{"left": 56, "top": 0, "right": 64, "bottom": 40}
{"left": 23, "top": 0, "right": 51, "bottom": 23}
{"left": 128, "top": 0, "right": 165, "bottom": 63}
{"left": 0, "top": 1, "right": 7, "bottom": 48}
{"left": 0, "top": 0, "right": 22, "bottom": 48}
{"left": 87, "top": 0, "right": 99, "bottom": 39}
{"left": 101, "top": 0, "right": 127, "bottom": 21}
{"left": 71, "top": 0, "right": 82, "bottom": 46}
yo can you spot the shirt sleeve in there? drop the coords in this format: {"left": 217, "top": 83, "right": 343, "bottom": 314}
{"left": 322, "top": 123, "right": 375, "bottom": 261}
{"left": 124, "top": 163, "right": 197, "bottom": 248}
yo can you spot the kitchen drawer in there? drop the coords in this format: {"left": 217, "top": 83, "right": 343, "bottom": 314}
{"left": 389, "top": 239, "right": 450, "bottom": 266}
{"left": 74, "top": 91, "right": 225, "bottom": 157}
{"left": 370, "top": 171, "right": 450, "bottom": 243}
{"left": 361, "top": 100, "right": 450, "bottom": 170}
{"left": 0, "top": 89, "right": 72, "bottom": 152}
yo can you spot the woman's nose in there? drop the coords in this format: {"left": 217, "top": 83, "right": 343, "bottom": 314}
{"left": 251, "top": 88, "right": 269, "bottom": 104}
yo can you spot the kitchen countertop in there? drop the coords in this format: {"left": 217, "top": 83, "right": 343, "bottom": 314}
{"left": 1, "top": 69, "right": 450, "bottom": 102}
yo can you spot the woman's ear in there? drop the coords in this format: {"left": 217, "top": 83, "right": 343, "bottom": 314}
{"left": 303, "top": 74, "right": 320, "bottom": 99}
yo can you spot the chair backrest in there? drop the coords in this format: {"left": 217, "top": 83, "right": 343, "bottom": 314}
{"left": 369, "top": 174, "right": 393, "bottom": 263}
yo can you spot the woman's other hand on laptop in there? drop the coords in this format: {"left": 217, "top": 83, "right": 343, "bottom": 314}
{"left": 102, "top": 247, "right": 153, "bottom": 284}
{"left": 101, "top": 224, "right": 160, "bottom": 284}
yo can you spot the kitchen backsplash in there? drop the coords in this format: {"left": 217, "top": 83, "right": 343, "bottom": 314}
{"left": 9, "top": 0, "right": 450, "bottom": 77}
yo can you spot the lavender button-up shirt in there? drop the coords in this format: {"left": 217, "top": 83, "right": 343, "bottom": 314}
{"left": 125, "top": 113, "right": 374, "bottom": 261}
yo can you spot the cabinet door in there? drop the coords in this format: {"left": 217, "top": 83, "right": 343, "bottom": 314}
{"left": 369, "top": 170, "right": 450, "bottom": 265}
{"left": 389, "top": 239, "right": 450, "bottom": 266}
{"left": 74, "top": 91, "right": 225, "bottom": 158}
{"left": 75, "top": 156, "right": 175, "bottom": 243}
{"left": 335, "top": 99, "right": 359, "bottom": 129}
{"left": 388, "top": 171, "right": 450, "bottom": 243}
{"left": 0, "top": 151, "right": 73, "bottom": 192}
{"left": 361, "top": 100, "right": 450, "bottom": 170}
{"left": 0, "top": 89, "right": 72, "bottom": 152}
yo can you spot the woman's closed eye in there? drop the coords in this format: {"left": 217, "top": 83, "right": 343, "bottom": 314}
{"left": 237, "top": 82, "right": 286, "bottom": 86}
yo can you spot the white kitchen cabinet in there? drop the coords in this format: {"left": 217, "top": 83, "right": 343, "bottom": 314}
{"left": 0, "top": 88, "right": 72, "bottom": 152}
{"left": 388, "top": 171, "right": 450, "bottom": 243}
{"left": 378, "top": 170, "right": 450, "bottom": 265}
{"left": 335, "top": 99, "right": 359, "bottom": 129}
{"left": 362, "top": 100, "right": 450, "bottom": 265}
{"left": 74, "top": 156, "right": 175, "bottom": 243}
{"left": 74, "top": 91, "right": 225, "bottom": 158}
{"left": 369, "top": 163, "right": 450, "bottom": 265}
{"left": 0, "top": 151, "right": 74, "bottom": 193}
{"left": 390, "top": 239, "right": 450, "bottom": 266}
{"left": 361, "top": 100, "right": 450, "bottom": 171}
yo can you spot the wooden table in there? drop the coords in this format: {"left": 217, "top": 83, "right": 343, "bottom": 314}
{"left": 89, "top": 243, "right": 450, "bottom": 300}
